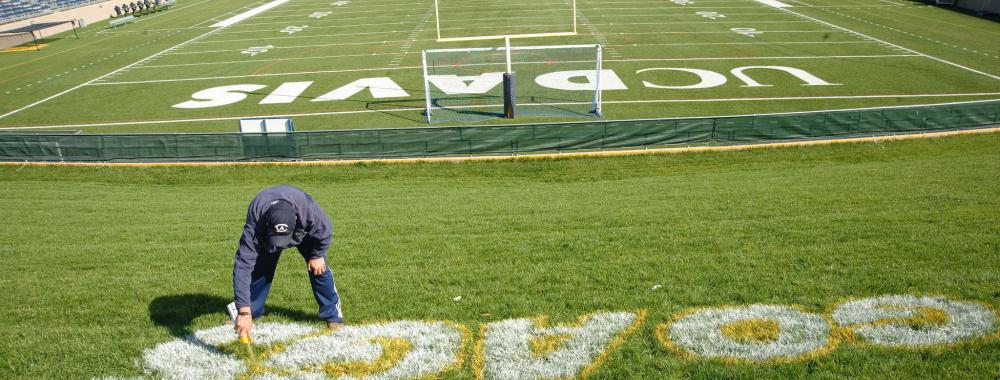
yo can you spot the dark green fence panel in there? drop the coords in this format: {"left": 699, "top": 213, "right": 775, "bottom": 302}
{"left": 0, "top": 101, "right": 996, "bottom": 162}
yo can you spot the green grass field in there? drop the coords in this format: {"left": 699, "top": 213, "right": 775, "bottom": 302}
{"left": 0, "top": 0, "right": 998, "bottom": 133}
{"left": 1, "top": 133, "right": 998, "bottom": 378}
{"left": 1, "top": 0, "right": 998, "bottom": 378}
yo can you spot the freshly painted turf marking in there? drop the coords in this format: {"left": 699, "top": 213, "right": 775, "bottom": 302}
{"left": 755, "top": 0, "right": 793, "bottom": 8}
{"left": 141, "top": 322, "right": 318, "bottom": 379}
{"left": 211, "top": 0, "right": 292, "bottom": 28}
{"left": 660, "top": 305, "right": 833, "bottom": 362}
{"left": 127, "top": 321, "right": 468, "bottom": 379}
{"left": 100, "top": 294, "right": 998, "bottom": 378}
{"left": 6, "top": 95, "right": 1000, "bottom": 130}
{"left": 478, "top": 311, "right": 644, "bottom": 380}
{"left": 772, "top": 5, "right": 1000, "bottom": 80}
{"left": 832, "top": 295, "right": 998, "bottom": 347}
{"left": 267, "top": 321, "right": 466, "bottom": 378}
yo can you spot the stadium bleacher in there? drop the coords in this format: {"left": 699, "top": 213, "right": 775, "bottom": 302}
{"left": 0, "top": 0, "right": 103, "bottom": 26}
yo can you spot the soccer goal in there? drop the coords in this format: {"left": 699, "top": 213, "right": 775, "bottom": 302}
{"left": 433, "top": 0, "right": 577, "bottom": 42}
{"left": 422, "top": 43, "right": 603, "bottom": 123}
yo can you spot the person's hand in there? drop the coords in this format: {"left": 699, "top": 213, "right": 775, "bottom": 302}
{"left": 307, "top": 257, "right": 327, "bottom": 276}
{"left": 235, "top": 307, "right": 253, "bottom": 341}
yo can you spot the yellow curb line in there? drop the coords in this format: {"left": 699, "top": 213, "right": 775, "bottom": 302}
{"left": 2, "top": 127, "right": 998, "bottom": 168}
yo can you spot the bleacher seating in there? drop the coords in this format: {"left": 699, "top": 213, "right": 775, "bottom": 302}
{"left": 1, "top": 0, "right": 104, "bottom": 26}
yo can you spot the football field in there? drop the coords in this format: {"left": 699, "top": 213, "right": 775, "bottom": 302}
{"left": 0, "top": 0, "right": 998, "bottom": 133}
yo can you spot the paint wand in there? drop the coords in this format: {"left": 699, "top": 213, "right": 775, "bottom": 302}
{"left": 227, "top": 302, "right": 257, "bottom": 365}
{"left": 240, "top": 332, "right": 257, "bottom": 363}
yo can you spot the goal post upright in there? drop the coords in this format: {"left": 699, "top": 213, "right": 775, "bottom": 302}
{"left": 422, "top": 49, "right": 433, "bottom": 122}
{"left": 573, "top": 0, "right": 577, "bottom": 34}
{"left": 594, "top": 44, "right": 603, "bottom": 116}
{"left": 433, "top": 0, "right": 441, "bottom": 41}
{"left": 422, "top": 44, "right": 603, "bottom": 122}
{"left": 427, "top": 0, "right": 597, "bottom": 122}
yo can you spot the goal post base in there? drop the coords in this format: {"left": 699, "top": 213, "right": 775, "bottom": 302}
{"left": 503, "top": 72, "right": 516, "bottom": 119}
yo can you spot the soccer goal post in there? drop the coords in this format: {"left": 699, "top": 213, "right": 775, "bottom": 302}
{"left": 422, "top": 43, "right": 603, "bottom": 123}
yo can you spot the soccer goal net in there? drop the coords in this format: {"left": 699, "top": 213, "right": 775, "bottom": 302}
{"left": 422, "top": 44, "right": 603, "bottom": 123}
{"left": 0, "top": 32, "right": 37, "bottom": 51}
{"left": 434, "top": 0, "right": 577, "bottom": 42}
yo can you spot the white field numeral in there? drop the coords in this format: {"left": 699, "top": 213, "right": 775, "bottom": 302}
{"left": 331, "top": 0, "right": 349, "bottom": 5}
{"left": 696, "top": 11, "right": 725, "bottom": 19}
{"left": 242, "top": 45, "right": 274, "bottom": 56}
{"left": 309, "top": 11, "right": 332, "bottom": 18}
{"left": 280, "top": 25, "right": 308, "bottom": 34}
{"left": 731, "top": 27, "right": 762, "bottom": 37}
{"left": 671, "top": 0, "right": 693, "bottom": 5}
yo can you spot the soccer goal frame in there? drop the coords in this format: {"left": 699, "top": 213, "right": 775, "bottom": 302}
{"left": 433, "top": 0, "right": 577, "bottom": 42}
{"left": 422, "top": 43, "right": 603, "bottom": 123}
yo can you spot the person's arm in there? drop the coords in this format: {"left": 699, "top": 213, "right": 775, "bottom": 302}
{"left": 300, "top": 208, "right": 333, "bottom": 275}
{"left": 233, "top": 217, "right": 259, "bottom": 338}
{"left": 233, "top": 221, "right": 259, "bottom": 308}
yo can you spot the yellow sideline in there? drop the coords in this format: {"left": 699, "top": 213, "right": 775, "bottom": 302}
{"left": 2, "top": 127, "right": 998, "bottom": 168}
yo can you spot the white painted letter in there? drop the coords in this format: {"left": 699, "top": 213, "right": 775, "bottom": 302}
{"left": 140, "top": 322, "right": 319, "bottom": 379}
{"left": 172, "top": 84, "right": 267, "bottom": 109}
{"left": 731, "top": 66, "right": 839, "bottom": 87}
{"left": 832, "top": 295, "right": 998, "bottom": 347}
{"left": 534, "top": 69, "right": 628, "bottom": 91}
{"left": 638, "top": 68, "right": 727, "bottom": 89}
{"left": 481, "top": 311, "right": 641, "bottom": 380}
{"left": 427, "top": 73, "right": 504, "bottom": 95}
{"left": 663, "top": 305, "right": 831, "bottom": 362}
{"left": 312, "top": 77, "right": 409, "bottom": 101}
{"left": 259, "top": 81, "right": 313, "bottom": 104}
{"left": 267, "top": 321, "right": 466, "bottom": 379}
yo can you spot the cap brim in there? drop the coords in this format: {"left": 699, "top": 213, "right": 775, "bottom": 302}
{"left": 268, "top": 234, "right": 293, "bottom": 248}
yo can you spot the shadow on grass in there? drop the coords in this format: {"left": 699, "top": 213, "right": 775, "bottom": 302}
{"left": 149, "top": 293, "right": 318, "bottom": 338}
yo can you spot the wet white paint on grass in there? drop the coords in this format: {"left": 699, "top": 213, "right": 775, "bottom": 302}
{"left": 832, "top": 295, "right": 998, "bottom": 347}
{"left": 667, "top": 305, "right": 831, "bottom": 362}
{"left": 266, "top": 321, "right": 465, "bottom": 379}
{"left": 481, "top": 311, "right": 639, "bottom": 380}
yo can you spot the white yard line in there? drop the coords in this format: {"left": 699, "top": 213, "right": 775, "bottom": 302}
{"left": 163, "top": 39, "right": 413, "bottom": 56}
{"left": 194, "top": 30, "right": 407, "bottom": 44}
{"left": 755, "top": 0, "right": 793, "bottom": 8}
{"left": 770, "top": 5, "right": 1000, "bottom": 80}
{"left": 0, "top": 0, "right": 296, "bottom": 120}
{"left": 818, "top": 7, "right": 1000, "bottom": 59}
{"left": 390, "top": 9, "right": 433, "bottom": 67}
{"left": 0, "top": 25, "right": 230, "bottom": 120}
{"left": 133, "top": 53, "right": 919, "bottom": 70}
{"left": 5, "top": 94, "right": 999, "bottom": 130}
{"left": 211, "top": 0, "right": 291, "bottom": 27}
{"left": 605, "top": 54, "right": 921, "bottom": 62}
{"left": 95, "top": 0, "right": 216, "bottom": 33}
{"left": 190, "top": 0, "right": 275, "bottom": 28}
{"left": 88, "top": 50, "right": 917, "bottom": 86}
{"left": 86, "top": 66, "right": 423, "bottom": 86}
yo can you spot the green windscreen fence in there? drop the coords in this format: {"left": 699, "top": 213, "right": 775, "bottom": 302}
{"left": 1, "top": 101, "right": 997, "bottom": 162}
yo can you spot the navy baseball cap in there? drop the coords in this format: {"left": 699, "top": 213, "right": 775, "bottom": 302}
{"left": 264, "top": 200, "right": 296, "bottom": 248}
